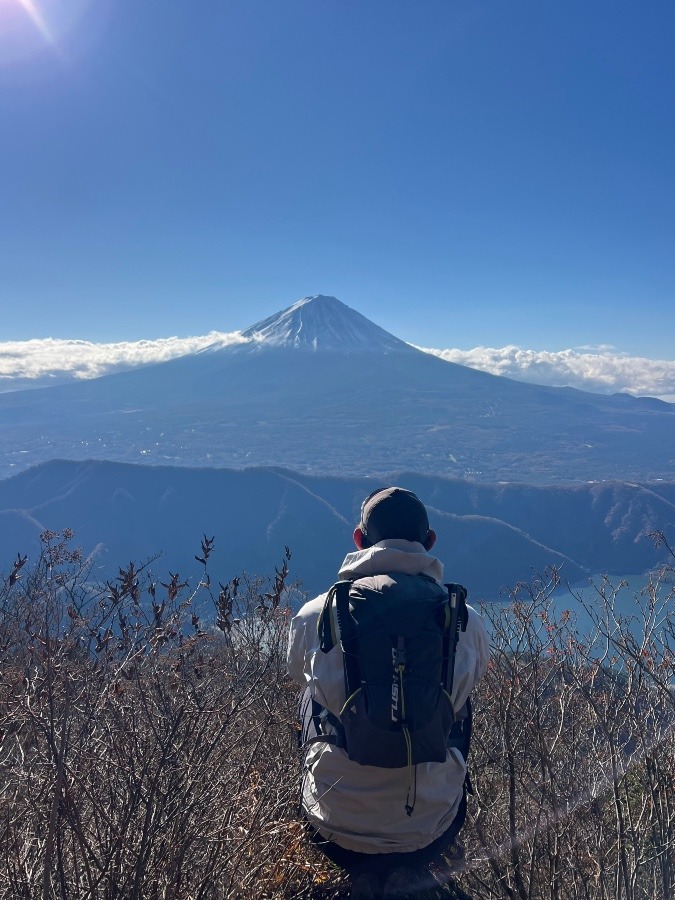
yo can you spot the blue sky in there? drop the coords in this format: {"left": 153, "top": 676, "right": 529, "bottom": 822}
{"left": 1, "top": 0, "right": 673, "bottom": 361}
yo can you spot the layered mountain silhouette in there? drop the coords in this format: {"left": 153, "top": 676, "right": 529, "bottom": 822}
{"left": 0, "top": 294, "right": 672, "bottom": 483}
{"left": 0, "top": 460, "right": 672, "bottom": 601}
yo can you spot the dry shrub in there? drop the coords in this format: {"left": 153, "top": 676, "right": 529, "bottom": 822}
{"left": 0, "top": 531, "right": 673, "bottom": 899}
{"left": 464, "top": 552, "right": 675, "bottom": 900}
{"left": 0, "top": 532, "right": 343, "bottom": 899}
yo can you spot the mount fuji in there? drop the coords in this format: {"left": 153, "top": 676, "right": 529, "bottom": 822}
{"left": 239, "top": 294, "right": 411, "bottom": 352}
{"left": 0, "top": 295, "right": 672, "bottom": 484}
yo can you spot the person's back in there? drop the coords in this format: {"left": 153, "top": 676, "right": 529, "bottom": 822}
{"left": 287, "top": 487, "right": 489, "bottom": 896}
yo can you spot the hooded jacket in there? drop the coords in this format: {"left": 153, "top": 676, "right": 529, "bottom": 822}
{"left": 287, "top": 539, "right": 490, "bottom": 855}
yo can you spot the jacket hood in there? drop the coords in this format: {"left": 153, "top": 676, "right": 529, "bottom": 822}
{"left": 337, "top": 539, "right": 444, "bottom": 584}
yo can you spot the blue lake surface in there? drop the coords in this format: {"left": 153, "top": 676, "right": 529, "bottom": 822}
{"left": 480, "top": 570, "right": 674, "bottom": 648}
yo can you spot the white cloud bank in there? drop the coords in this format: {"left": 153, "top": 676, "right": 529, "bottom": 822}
{"left": 0, "top": 333, "right": 673, "bottom": 403}
{"left": 0, "top": 332, "right": 247, "bottom": 391}
{"left": 414, "top": 344, "right": 675, "bottom": 403}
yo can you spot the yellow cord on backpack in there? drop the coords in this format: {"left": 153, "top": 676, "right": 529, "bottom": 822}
{"left": 403, "top": 725, "right": 415, "bottom": 816}
{"left": 399, "top": 663, "right": 417, "bottom": 817}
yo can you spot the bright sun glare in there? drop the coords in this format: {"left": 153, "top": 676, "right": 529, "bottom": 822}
{"left": 1, "top": 0, "right": 92, "bottom": 66}
{"left": 15, "top": 0, "right": 54, "bottom": 42}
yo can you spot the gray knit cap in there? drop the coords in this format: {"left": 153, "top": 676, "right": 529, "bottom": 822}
{"left": 359, "top": 486, "right": 430, "bottom": 544}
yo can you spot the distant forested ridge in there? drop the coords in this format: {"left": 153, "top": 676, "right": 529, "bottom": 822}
{"left": 0, "top": 459, "right": 672, "bottom": 602}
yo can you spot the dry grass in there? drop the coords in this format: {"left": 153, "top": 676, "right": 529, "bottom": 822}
{"left": 0, "top": 531, "right": 673, "bottom": 899}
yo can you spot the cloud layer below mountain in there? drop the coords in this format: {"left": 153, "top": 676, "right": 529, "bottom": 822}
{"left": 0, "top": 333, "right": 247, "bottom": 390}
{"left": 0, "top": 333, "right": 673, "bottom": 402}
{"left": 415, "top": 344, "right": 675, "bottom": 402}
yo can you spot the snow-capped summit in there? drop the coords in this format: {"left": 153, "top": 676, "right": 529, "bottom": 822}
{"left": 0, "top": 293, "right": 672, "bottom": 485}
{"left": 240, "top": 294, "right": 413, "bottom": 353}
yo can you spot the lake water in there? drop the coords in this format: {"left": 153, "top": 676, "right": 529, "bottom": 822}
{"left": 481, "top": 570, "right": 674, "bottom": 647}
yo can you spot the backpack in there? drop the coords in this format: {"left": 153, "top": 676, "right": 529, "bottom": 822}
{"left": 308, "top": 573, "right": 470, "bottom": 778}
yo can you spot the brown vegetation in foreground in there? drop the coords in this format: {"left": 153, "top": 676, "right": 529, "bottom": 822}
{"left": 0, "top": 531, "right": 673, "bottom": 899}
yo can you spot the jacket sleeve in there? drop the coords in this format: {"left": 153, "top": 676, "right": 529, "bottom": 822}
{"left": 287, "top": 593, "right": 347, "bottom": 716}
{"left": 287, "top": 610, "right": 307, "bottom": 686}
{"left": 287, "top": 593, "right": 325, "bottom": 686}
{"left": 450, "top": 604, "right": 490, "bottom": 711}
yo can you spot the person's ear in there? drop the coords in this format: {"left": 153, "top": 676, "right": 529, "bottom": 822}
{"left": 353, "top": 527, "right": 366, "bottom": 549}
{"left": 423, "top": 529, "right": 437, "bottom": 551}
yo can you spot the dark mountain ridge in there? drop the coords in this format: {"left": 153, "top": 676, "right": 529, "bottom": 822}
{"left": 1, "top": 459, "right": 672, "bottom": 602}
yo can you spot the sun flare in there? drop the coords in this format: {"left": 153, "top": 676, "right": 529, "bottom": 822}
{"left": 14, "top": 0, "right": 54, "bottom": 43}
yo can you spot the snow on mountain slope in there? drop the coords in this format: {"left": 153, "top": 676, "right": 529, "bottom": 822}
{"left": 0, "top": 295, "right": 672, "bottom": 484}
{"left": 239, "top": 295, "right": 414, "bottom": 353}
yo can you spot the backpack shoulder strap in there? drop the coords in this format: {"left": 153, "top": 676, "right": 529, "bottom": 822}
{"left": 317, "top": 583, "right": 339, "bottom": 653}
{"left": 316, "top": 580, "right": 361, "bottom": 701}
{"left": 443, "top": 583, "right": 468, "bottom": 698}
{"left": 317, "top": 580, "right": 355, "bottom": 650}
{"left": 334, "top": 580, "right": 361, "bottom": 701}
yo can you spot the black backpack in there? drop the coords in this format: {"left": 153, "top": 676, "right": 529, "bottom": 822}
{"left": 308, "top": 573, "right": 470, "bottom": 775}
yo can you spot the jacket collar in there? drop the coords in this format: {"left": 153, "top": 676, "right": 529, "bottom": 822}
{"left": 337, "top": 539, "right": 444, "bottom": 584}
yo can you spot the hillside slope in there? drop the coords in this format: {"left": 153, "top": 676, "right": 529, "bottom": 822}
{"left": 1, "top": 460, "right": 672, "bottom": 601}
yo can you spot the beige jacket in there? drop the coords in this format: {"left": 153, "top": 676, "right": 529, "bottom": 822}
{"left": 287, "top": 540, "right": 490, "bottom": 854}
